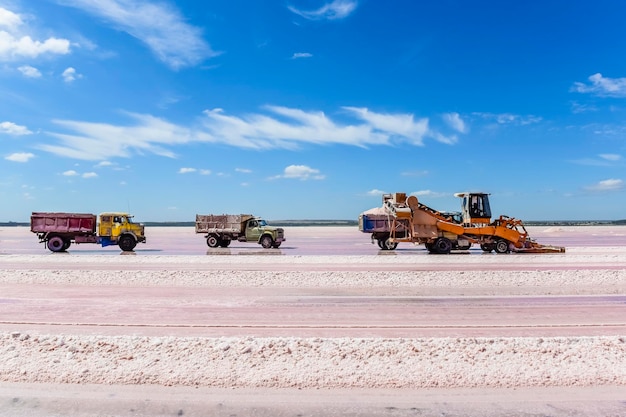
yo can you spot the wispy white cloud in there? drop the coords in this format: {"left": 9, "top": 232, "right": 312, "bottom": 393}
{"left": 0, "top": 6, "right": 71, "bottom": 61}
{"left": 273, "top": 165, "right": 325, "bottom": 180}
{"left": 40, "top": 112, "right": 188, "bottom": 160}
{"left": 18, "top": 65, "right": 41, "bottom": 78}
{"left": 584, "top": 178, "right": 624, "bottom": 192}
{"left": 342, "top": 106, "right": 433, "bottom": 145}
{"left": 442, "top": 112, "right": 467, "bottom": 133}
{"left": 178, "top": 167, "right": 211, "bottom": 175}
{"left": 571, "top": 73, "right": 626, "bottom": 98}
{"left": 288, "top": 0, "right": 358, "bottom": 20}
{"left": 0, "top": 7, "right": 22, "bottom": 31}
{"left": 401, "top": 169, "right": 428, "bottom": 177}
{"left": 58, "top": 0, "right": 218, "bottom": 69}
{"left": 62, "top": 67, "right": 82, "bottom": 83}
{"left": 39, "top": 105, "right": 463, "bottom": 160}
{"left": 571, "top": 153, "right": 622, "bottom": 167}
{"left": 410, "top": 190, "right": 448, "bottom": 198}
{"left": 570, "top": 101, "right": 598, "bottom": 114}
{"left": 600, "top": 153, "right": 621, "bottom": 162}
{"left": 235, "top": 168, "right": 252, "bottom": 174}
{"left": 472, "top": 112, "right": 542, "bottom": 126}
{"left": 0, "top": 121, "right": 32, "bottom": 135}
{"left": 366, "top": 189, "right": 386, "bottom": 196}
{"left": 291, "top": 52, "right": 312, "bottom": 59}
{"left": 62, "top": 169, "right": 97, "bottom": 178}
{"left": 5, "top": 152, "right": 34, "bottom": 162}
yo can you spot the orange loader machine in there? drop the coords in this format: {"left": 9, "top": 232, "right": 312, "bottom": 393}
{"left": 358, "top": 192, "right": 565, "bottom": 254}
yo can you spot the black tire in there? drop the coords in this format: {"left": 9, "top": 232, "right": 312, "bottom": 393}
{"left": 206, "top": 235, "right": 220, "bottom": 248}
{"left": 62, "top": 239, "right": 72, "bottom": 251}
{"left": 381, "top": 238, "right": 398, "bottom": 250}
{"left": 260, "top": 235, "right": 273, "bottom": 249}
{"left": 219, "top": 239, "right": 231, "bottom": 248}
{"left": 47, "top": 236, "right": 65, "bottom": 252}
{"left": 431, "top": 237, "right": 452, "bottom": 254}
{"left": 494, "top": 239, "right": 509, "bottom": 254}
{"left": 377, "top": 239, "right": 385, "bottom": 249}
{"left": 118, "top": 235, "right": 137, "bottom": 252}
{"left": 480, "top": 243, "right": 494, "bottom": 253}
{"left": 272, "top": 242, "right": 282, "bottom": 248}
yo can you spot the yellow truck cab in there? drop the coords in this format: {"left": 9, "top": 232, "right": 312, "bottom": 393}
{"left": 98, "top": 212, "right": 146, "bottom": 251}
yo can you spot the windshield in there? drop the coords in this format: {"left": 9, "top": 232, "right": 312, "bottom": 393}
{"left": 258, "top": 219, "right": 267, "bottom": 226}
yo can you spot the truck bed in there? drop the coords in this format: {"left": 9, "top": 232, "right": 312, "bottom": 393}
{"left": 30, "top": 212, "right": 97, "bottom": 234}
{"left": 195, "top": 214, "right": 254, "bottom": 234}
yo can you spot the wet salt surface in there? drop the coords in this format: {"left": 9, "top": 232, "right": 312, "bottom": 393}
{"left": 4, "top": 225, "right": 626, "bottom": 256}
{"left": 1, "top": 225, "right": 626, "bottom": 416}
{"left": 2, "top": 384, "right": 625, "bottom": 417}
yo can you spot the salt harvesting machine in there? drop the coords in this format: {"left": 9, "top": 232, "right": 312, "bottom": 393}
{"left": 359, "top": 192, "right": 566, "bottom": 254}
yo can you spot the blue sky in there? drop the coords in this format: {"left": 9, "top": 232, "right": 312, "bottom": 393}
{"left": 1, "top": 0, "right": 626, "bottom": 222}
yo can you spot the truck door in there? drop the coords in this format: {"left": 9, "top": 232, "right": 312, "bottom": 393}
{"left": 246, "top": 219, "right": 262, "bottom": 242}
{"left": 99, "top": 215, "right": 112, "bottom": 237}
{"left": 110, "top": 215, "right": 123, "bottom": 239}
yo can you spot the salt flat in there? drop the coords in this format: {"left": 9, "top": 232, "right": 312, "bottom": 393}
{"left": 0, "top": 226, "right": 625, "bottom": 416}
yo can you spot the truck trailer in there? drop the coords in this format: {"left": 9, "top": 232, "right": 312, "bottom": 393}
{"left": 195, "top": 214, "right": 285, "bottom": 249}
{"left": 31, "top": 212, "right": 146, "bottom": 252}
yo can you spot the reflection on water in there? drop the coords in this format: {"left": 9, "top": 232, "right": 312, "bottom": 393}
{"left": 120, "top": 251, "right": 137, "bottom": 256}
{"left": 206, "top": 248, "right": 283, "bottom": 256}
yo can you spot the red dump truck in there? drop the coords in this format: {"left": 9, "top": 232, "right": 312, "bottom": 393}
{"left": 30, "top": 212, "right": 146, "bottom": 252}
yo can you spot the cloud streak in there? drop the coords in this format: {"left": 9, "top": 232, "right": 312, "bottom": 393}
{"left": 273, "top": 165, "right": 325, "bottom": 180}
{"left": 584, "top": 178, "right": 624, "bottom": 192}
{"left": 288, "top": 0, "right": 357, "bottom": 20}
{"left": 472, "top": 112, "right": 542, "bottom": 126}
{"left": 57, "top": 0, "right": 218, "bottom": 69}
{"left": 571, "top": 73, "right": 626, "bottom": 98}
{"left": 39, "top": 106, "right": 464, "bottom": 161}
{"left": 5, "top": 152, "right": 35, "bottom": 162}
{"left": 1, "top": 121, "right": 32, "bottom": 136}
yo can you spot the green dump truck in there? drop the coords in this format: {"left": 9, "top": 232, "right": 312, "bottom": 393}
{"left": 195, "top": 214, "right": 285, "bottom": 249}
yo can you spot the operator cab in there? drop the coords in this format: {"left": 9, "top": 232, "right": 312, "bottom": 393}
{"left": 454, "top": 192, "right": 492, "bottom": 225}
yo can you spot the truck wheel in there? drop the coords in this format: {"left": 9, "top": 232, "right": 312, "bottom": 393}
{"left": 431, "top": 237, "right": 452, "bottom": 254}
{"left": 380, "top": 239, "right": 398, "bottom": 250}
{"left": 494, "top": 239, "right": 509, "bottom": 254}
{"left": 480, "top": 243, "right": 494, "bottom": 253}
{"left": 219, "top": 240, "right": 231, "bottom": 248}
{"left": 62, "top": 239, "right": 72, "bottom": 251}
{"left": 118, "top": 235, "right": 137, "bottom": 251}
{"left": 206, "top": 235, "right": 220, "bottom": 248}
{"left": 47, "top": 236, "right": 65, "bottom": 252}
{"left": 260, "top": 235, "right": 273, "bottom": 249}
{"left": 272, "top": 242, "right": 282, "bottom": 248}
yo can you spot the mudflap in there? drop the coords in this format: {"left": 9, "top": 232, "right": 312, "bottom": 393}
{"left": 98, "top": 237, "right": 115, "bottom": 247}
